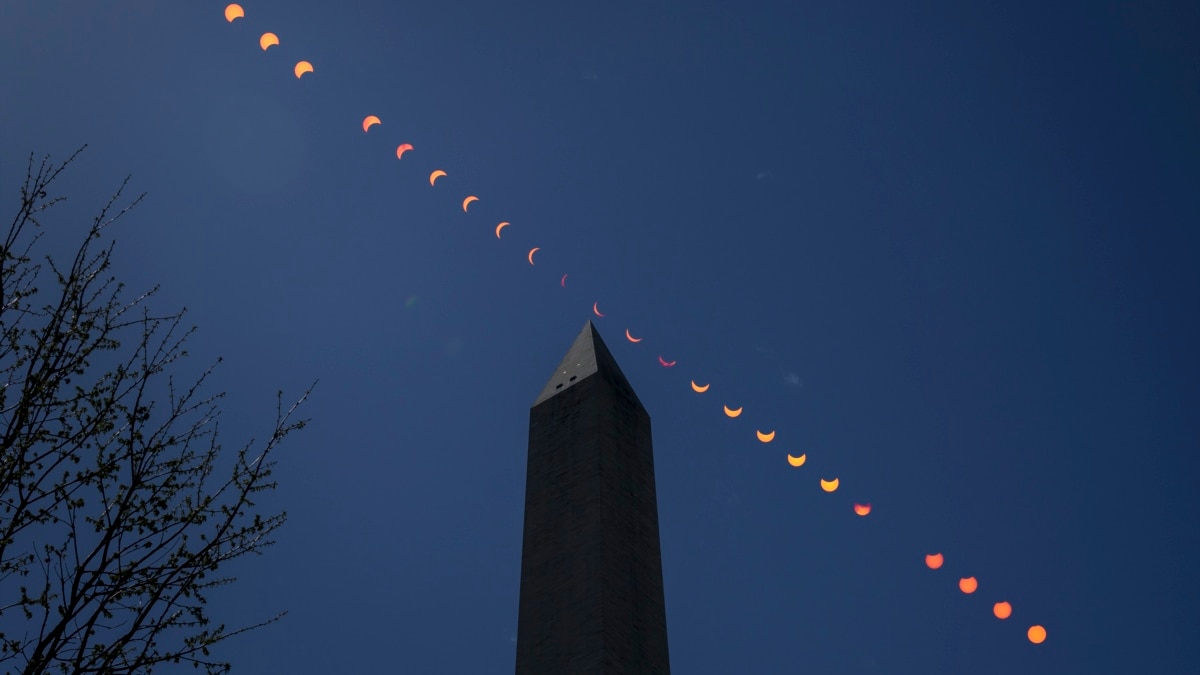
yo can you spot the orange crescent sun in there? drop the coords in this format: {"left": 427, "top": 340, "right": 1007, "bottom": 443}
{"left": 853, "top": 503, "right": 871, "bottom": 516}
{"left": 495, "top": 221, "right": 510, "bottom": 238}
{"left": 625, "top": 329, "right": 642, "bottom": 343}
{"left": 429, "top": 170, "right": 446, "bottom": 186}
{"left": 691, "top": 381, "right": 709, "bottom": 393}
{"left": 820, "top": 478, "right": 839, "bottom": 492}
{"left": 224, "top": 4, "right": 244, "bottom": 22}
{"left": 527, "top": 247, "right": 540, "bottom": 265}
{"left": 294, "top": 61, "right": 313, "bottom": 78}
{"left": 395, "top": 143, "right": 413, "bottom": 160}
{"left": 756, "top": 430, "right": 775, "bottom": 443}
{"left": 786, "top": 453, "right": 807, "bottom": 467}
{"left": 723, "top": 405, "right": 742, "bottom": 418}
{"left": 462, "top": 195, "right": 479, "bottom": 212}
{"left": 925, "top": 553, "right": 944, "bottom": 570}
{"left": 593, "top": 302, "right": 605, "bottom": 317}
{"left": 259, "top": 33, "right": 279, "bottom": 50}
{"left": 362, "top": 115, "right": 381, "bottom": 132}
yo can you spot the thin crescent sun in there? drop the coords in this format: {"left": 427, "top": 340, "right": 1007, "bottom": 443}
{"left": 756, "top": 430, "right": 775, "bottom": 443}
{"left": 786, "top": 453, "right": 807, "bottom": 467}
{"left": 625, "top": 329, "right": 642, "bottom": 343}
{"left": 495, "top": 221, "right": 510, "bottom": 238}
{"left": 462, "top": 196, "right": 479, "bottom": 212}
{"left": 690, "top": 381, "right": 709, "bottom": 393}
{"left": 429, "top": 170, "right": 447, "bottom": 186}
{"left": 362, "top": 115, "right": 381, "bottom": 132}
{"left": 820, "top": 478, "right": 839, "bottom": 492}
{"left": 396, "top": 143, "right": 413, "bottom": 160}
{"left": 853, "top": 503, "right": 871, "bottom": 516}
{"left": 593, "top": 302, "right": 604, "bottom": 317}
{"left": 294, "top": 61, "right": 313, "bottom": 78}
{"left": 224, "top": 4, "right": 244, "bottom": 22}
{"left": 527, "top": 248, "right": 540, "bottom": 265}
{"left": 723, "top": 405, "right": 743, "bottom": 418}
{"left": 259, "top": 33, "right": 279, "bottom": 50}
{"left": 561, "top": 274, "right": 568, "bottom": 288}
{"left": 658, "top": 356, "right": 676, "bottom": 367}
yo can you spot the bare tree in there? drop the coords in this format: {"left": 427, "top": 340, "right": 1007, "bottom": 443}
{"left": 0, "top": 147, "right": 311, "bottom": 675}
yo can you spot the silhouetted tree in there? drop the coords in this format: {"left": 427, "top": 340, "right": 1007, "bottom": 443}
{"left": 0, "top": 148, "right": 311, "bottom": 675}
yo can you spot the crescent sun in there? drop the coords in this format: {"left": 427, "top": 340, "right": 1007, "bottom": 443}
{"left": 294, "top": 61, "right": 314, "bottom": 78}
{"left": 690, "top": 381, "right": 709, "bottom": 393}
{"left": 462, "top": 195, "right": 479, "bottom": 212}
{"left": 495, "top": 221, "right": 510, "bottom": 238}
{"left": 658, "top": 356, "right": 676, "bottom": 367}
{"left": 429, "top": 170, "right": 447, "bottom": 186}
{"left": 786, "top": 453, "right": 807, "bottom": 467}
{"left": 820, "top": 478, "right": 840, "bottom": 492}
{"left": 362, "top": 115, "right": 381, "bottom": 132}
{"left": 396, "top": 143, "right": 414, "bottom": 160}
{"left": 723, "top": 405, "right": 743, "bottom": 418}
{"left": 756, "top": 430, "right": 775, "bottom": 443}
{"left": 259, "top": 33, "right": 279, "bottom": 50}
{"left": 561, "top": 274, "right": 568, "bottom": 288}
{"left": 224, "top": 4, "right": 244, "bottom": 22}
{"left": 625, "top": 329, "right": 642, "bottom": 343}
{"left": 593, "top": 302, "right": 604, "bottom": 317}
{"left": 527, "top": 247, "right": 540, "bottom": 265}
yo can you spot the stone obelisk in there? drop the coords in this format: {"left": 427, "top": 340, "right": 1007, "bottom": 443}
{"left": 515, "top": 321, "right": 671, "bottom": 674}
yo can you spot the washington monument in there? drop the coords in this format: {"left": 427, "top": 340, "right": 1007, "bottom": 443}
{"left": 514, "top": 321, "right": 671, "bottom": 674}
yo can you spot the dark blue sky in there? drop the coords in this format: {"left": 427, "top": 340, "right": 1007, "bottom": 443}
{"left": 3, "top": 1, "right": 1198, "bottom": 673}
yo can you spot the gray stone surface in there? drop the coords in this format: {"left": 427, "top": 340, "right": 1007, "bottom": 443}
{"left": 515, "top": 322, "right": 671, "bottom": 674}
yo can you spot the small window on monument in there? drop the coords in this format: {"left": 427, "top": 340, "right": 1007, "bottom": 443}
{"left": 556, "top": 383, "right": 563, "bottom": 390}
{"left": 569, "top": 375, "right": 577, "bottom": 382}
